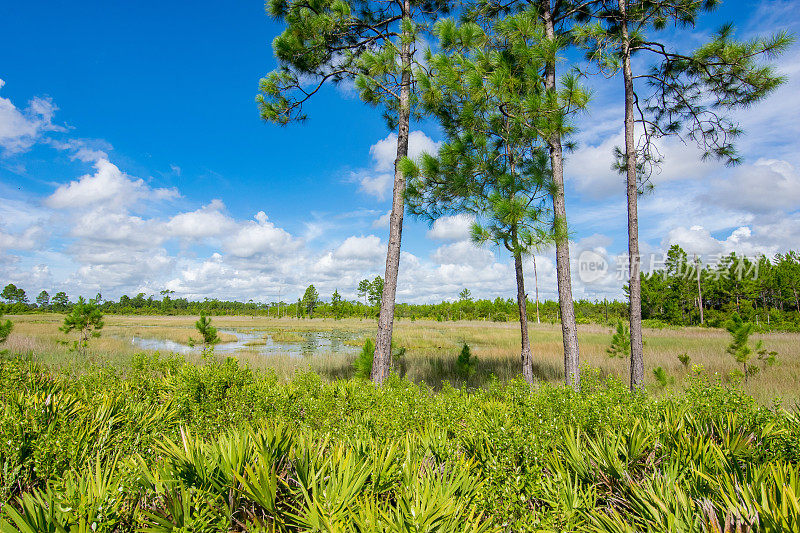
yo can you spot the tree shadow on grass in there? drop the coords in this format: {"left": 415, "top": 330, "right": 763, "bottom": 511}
{"left": 403, "top": 353, "right": 563, "bottom": 390}
{"left": 314, "top": 352, "right": 563, "bottom": 390}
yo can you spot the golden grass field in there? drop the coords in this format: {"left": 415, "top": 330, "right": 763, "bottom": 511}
{"left": 4, "top": 313, "right": 799, "bottom": 403}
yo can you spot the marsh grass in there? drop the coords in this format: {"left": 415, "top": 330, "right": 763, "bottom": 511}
{"left": 6, "top": 314, "right": 799, "bottom": 402}
{"left": 265, "top": 330, "right": 305, "bottom": 343}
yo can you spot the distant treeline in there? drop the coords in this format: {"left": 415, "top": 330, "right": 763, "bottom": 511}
{"left": 640, "top": 247, "right": 799, "bottom": 330}
{"left": 2, "top": 247, "right": 798, "bottom": 330}
{"left": 0, "top": 283, "right": 627, "bottom": 324}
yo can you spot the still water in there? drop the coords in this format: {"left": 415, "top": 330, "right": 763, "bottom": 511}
{"left": 130, "top": 328, "right": 359, "bottom": 357}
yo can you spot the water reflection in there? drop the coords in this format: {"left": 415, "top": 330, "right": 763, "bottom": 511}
{"left": 129, "top": 328, "right": 360, "bottom": 358}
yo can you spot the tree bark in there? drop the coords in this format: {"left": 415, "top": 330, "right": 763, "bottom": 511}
{"left": 695, "top": 255, "right": 704, "bottom": 325}
{"left": 533, "top": 253, "right": 541, "bottom": 324}
{"left": 542, "top": 0, "right": 580, "bottom": 390}
{"left": 372, "top": 0, "right": 412, "bottom": 384}
{"left": 619, "top": 0, "right": 644, "bottom": 389}
{"left": 515, "top": 252, "right": 535, "bottom": 384}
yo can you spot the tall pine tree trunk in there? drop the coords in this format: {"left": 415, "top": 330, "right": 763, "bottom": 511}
{"left": 619, "top": 0, "right": 644, "bottom": 389}
{"left": 533, "top": 254, "right": 541, "bottom": 324}
{"left": 542, "top": 0, "right": 580, "bottom": 390}
{"left": 514, "top": 251, "right": 535, "bottom": 384}
{"left": 696, "top": 255, "right": 704, "bottom": 324}
{"left": 372, "top": 0, "right": 412, "bottom": 384}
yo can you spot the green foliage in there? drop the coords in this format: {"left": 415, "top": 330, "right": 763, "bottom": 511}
{"left": 356, "top": 279, "right": 370, "bottom": 305}
{"left": 456, "top": 343, "right": 477, "bottom": 379}
{"left": 51, "top": 291, "right": 69, "bottom": 312}
{"left": 2, "top": 283, "right": 28, "bottom": 304}
{"left": 194, "top": 312, "right": 220, "bottom": 350}
{"left": 637, "top": 247, "right": 800, "bottom": 331}
{"left": 257, "top": 0, "right": 448, "bottom": 128}
{"left": 677, "top": 352, "right": 691, "bottom": 370}
{"left": 724, "top": 312, "right": 775, "bottom": 384}
{"left": 353, "top": 338, "right": 374, "bottom": 379}
{"left": 35, "top": 291, "right": 50, "bottom": 309}
{"left": 5, "top": 247, "right": 798, "bottom": 331}
{"left": 652, "top": 366, "right": 674, "bottom": 388}
{"left": 758, "top": 346, "right": 778, "bottom": 370}
{"left": 406, "top": 11, "right": 589, "bottom": 261}
{"left": 0, "top": 312, "right": 12, "bottom": 344}
{"left": 330, "top": 289, "right": 342, "bottom": 319}
{"left": 302, "top": 284, "right": 320, "bottom": 318}
{"left": 368, "top": 276, "right": 384, "bottom": 308}
{"left": 58, "top": 296, "right": 104, "bottom": 356}
{"left": 606, "top": 320, "right": 631, "bottom": 359}
{"left": 1, "top": 354, "right": 799, "bottom": 531}
{"left": 574, "top": 0, "right": 792, "bottom": 176}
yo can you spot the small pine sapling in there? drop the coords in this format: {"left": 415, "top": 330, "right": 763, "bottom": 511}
{"left": 456, "top": 343, "right": 477, "bottom": 379}
{"left": 59, "top": 296, "right": 104, "bottom": 356}
{"left": 354, "top": 338, "right": 375, "bottom": 379}
{"left": 607, "top": 321, "right": 631, "bottom": 359}
{"left": 725, "top": 312, "right": 761, "bottom": 384}
{"left": 757, "top": 346, "right": 778, "bottom": 370}
{"left": 652, "top": 367, "right": 675, "bottom": 388}
{"left": 195, "top": 312, "right": 220, "bottom": 352}
{"left": 677, "top": 353, "right": 691, "bottom": 371}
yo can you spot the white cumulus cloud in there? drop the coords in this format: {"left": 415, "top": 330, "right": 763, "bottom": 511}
{"left": 0, "top": 79, "right": 63, "bottom": 155}
{"left": 47, "top": 158, "right": 178, "bottom": 209}
{"left": 427, "top": 214, "right": 475, "bottom": 241}
{"left": 357, "top": 131, "right": 440, "bottom": 199}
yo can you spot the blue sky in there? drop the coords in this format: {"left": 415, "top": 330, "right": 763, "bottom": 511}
{"left": 1, "top": 0, "right": 798, "bottom": 303}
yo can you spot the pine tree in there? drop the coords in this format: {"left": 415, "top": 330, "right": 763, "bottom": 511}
{"left": 357, "top": 279, "right": 371, "bottom": 317}
{"left": 302, "top": 284, "right": 320, "bottom": 319}
{"left": 331, "top": 289, "right": 343, "bottom": 319}
{"left": 259, "top": 0, "right": 452, "bottom": 384}
{"left": 36, "top": 290, "right": 50, "bottom": 310}
{"left": 725, "top": 312, "right": 757, "bottom": 384}
{"left": 575, "top": 0, "right": 792, "bottom": 389}
{"left": 1, "top": 284, "right": 27, "bottom": 305}
{"left": 405, "top": 12, "right": 587, "bottom": 384}
{"left": 468, "top": 0, "right": 598, "bottom": 390}
{"left": 456, "top": 342, "right": 477, "bottom": 378}
{"left": 52, "top": 291, "right": 69, "bottom": 312}
{"left": 194, "top": 312, "right": 220, "bottom": 350}
{"left": 607, "top": 320, "right": 630, "bottom": 358}
{"left": 59, "top": 297, "right": 104, "bottom": 356}
{"left": 353, "top": 338, "right": 375, "bottom": 379}
{"left": 368, "top": 277, "right": 384, "bottom": 308}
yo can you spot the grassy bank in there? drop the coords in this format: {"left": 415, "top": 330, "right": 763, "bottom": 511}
{"left": 5, "top": 314, "right": 799, "bottom": 402}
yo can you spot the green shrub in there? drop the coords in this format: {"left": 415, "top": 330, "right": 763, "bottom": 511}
{"left": 456, "top": 343, "right": 477, "bottom": 378}
{"left": 606, "top": 320, "right": 630, "bottom": 358}
{"left": 1, "top": 354, "right": 798, "bottom": 531}
{"left": 352, "top": 338, "right": 374, "bottom": 379}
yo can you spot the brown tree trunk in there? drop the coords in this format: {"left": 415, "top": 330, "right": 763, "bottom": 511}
{"left": 372, "top": 0, "right": 412, "bottom": 384}
{"left": 619, "top": 0, "right": 644, "bottom": 389}
{"left": 533, "top": 253, "right": 541, "bottom": 324}
{"left": 542, "top": 0, "right": 580, "bottom": 390}
{"left": 696, "top": 255, "right": 704, "bottom": 325}
{"left": 515, "top": 251, "right": 535, "bottom": 384}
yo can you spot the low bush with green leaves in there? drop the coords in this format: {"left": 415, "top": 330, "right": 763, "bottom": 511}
{"left": 1, "top": 352, "right": 798, "bottom": 531}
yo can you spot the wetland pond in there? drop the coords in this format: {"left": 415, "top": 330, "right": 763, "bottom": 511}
{"left": 129, "top": 328, "right": 361, "bottom": 357}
